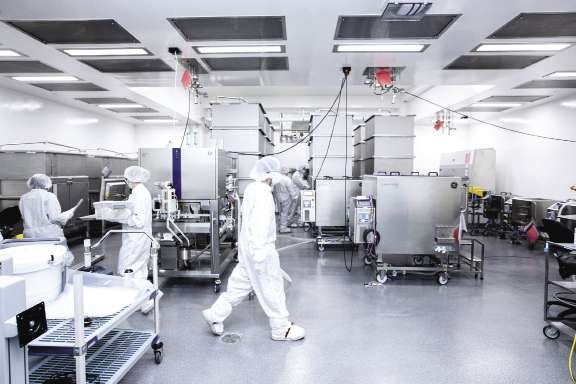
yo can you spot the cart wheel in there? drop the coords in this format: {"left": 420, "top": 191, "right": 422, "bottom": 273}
{"left": 248, "top": 291, "right": 255, "bottom": 301}
{"left": 376, "top": 272, "right": 387, "bottom": 284}
{"left": 154, "top": 350, "right": 163, "bottom": 364}
{"left": 543, "top": 325, "right": 560, "bottom": 340}
{"left": 528, "top": 243, "right": 535, "bottom": 251}
{"left": 303, "top": 223, "right": 312, "bottom": 232}
{"left": 436, "top": 272, "right": 449, "bottom": 286}
{"left": 413, "top": 256, "right": 424, "bottom": 266}
{"left": 364, "top": 256, "right": 373, "bottom": 265}
{"left": 214, "top": 280, "right": 222, "bottom": 294}
{"left": 318, "top": 244, "right": 325, "bottom": 252}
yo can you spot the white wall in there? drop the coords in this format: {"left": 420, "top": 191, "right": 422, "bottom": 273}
{"left": 464, "top": 97, "right": 576, "bottom": 201}
{"left": 0, "top": 86, "right": 137, "bottom": 155}
{"left": 413, "top": 122, "right": 470, "bottom": 174}
{"left": 135, "top": 123, "right": 213, "bottom": 149}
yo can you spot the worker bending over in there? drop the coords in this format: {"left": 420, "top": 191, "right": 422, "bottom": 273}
{"left": 203, "top": 156, "right": 305, "bottom": 341}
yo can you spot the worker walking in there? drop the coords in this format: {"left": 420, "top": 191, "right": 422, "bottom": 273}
{"left": 118, "top": 166, "right": 154, "bottom": 314}
{"left": 202, "top": 156, "right": 305, "bottom": 341}
{"left": 273, "top": 168, "right": 297, "bottom": 234}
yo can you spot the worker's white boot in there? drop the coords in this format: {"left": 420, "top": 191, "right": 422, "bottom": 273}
{"left": 202, "top": 309, "right": 224, "bottom": 336}
{"left": 271, "top": 323, "right": 305, "bottom": 341}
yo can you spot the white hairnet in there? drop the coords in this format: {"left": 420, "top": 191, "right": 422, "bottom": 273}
{"left": 249, "top": 156, "right": 281, "bottom": 181}
{"left": 27, "top": 174, "right": 52, "bottom": 190}
{"left": 124, "top": 166, "right": 151, "bottom": 183}
{"left": 280, "top": 167, "right": 290, "bottom": 175}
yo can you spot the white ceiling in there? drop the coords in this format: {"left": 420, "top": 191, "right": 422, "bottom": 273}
{"left": 0, "top": 0, "right": 576, "bottom": 125}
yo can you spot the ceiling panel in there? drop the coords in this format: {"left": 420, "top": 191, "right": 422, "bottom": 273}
{"left": 108, "top": 107, "right": 157, "bottom": 113}
{"left": 6, "top": 19, "right": 140, "bottom": 44}
{"left": 178, "top": 58, "right": 208, "bottom": 74}
{"left": 362, "top": 67, "right": 406, "bottom": 77}
{"left": 131, "top": 115, "right": 172, "bottom": 120}
{"left": 80, "top": 59, "right": 173, "bottom": 73}
{"left": 168, "top": 16, "right": 286, "bottom": 41}
{"left": 203, "top": 57, "right": 289, "bottom": 71}
{"left": 459, "top": 107, "right": 511, "bottom": 113}
{"left": 480, "top": 95, "right": 549, "bottom": 102}
{"left": 30, "top": 82, "right": 107, "bottom": 91}
{"left": 335, "top": 14, "right": 460, "bottom": 40}
{"left": 0, "top": 60, "right": 61, "bottom": 73}
{"left": 515, "top": 80, "right": 576, "bottom": 89}
{"left": 76, "top": 97, "right": 134, "bottom": 104}
{"left": 444, "top": 55, "right": 549, "bottom": 70}
{"left": 489, "top": 13, "right": 576, "bottom": 39}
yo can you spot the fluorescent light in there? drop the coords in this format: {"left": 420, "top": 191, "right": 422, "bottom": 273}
{"left": 62, "top": 48, "right": 150, "bottom": 57}
{"left": 66, "top": 118, "right": 99, "bottom": 125}
{"left": 141, "top": 119, "right": 177, "bottom": 123}
{"left": 475, "top": 43, "right": 571, "bottom": 52}
{"left": 196, "top": 45, "right": 283, "bottom": 54}
{"left": 561, "top": 100, "right": 576, "bottom": 108}
{"left": 98, "top": 103, "right": 144, "bottom": 109}
{"left": 499, "top": 117, "right": 529, "bottom": 124}
{"left": 12, "top": 75, "right": 80, "bottom": 82}
{"left": 545, "top": 71, "right": 576, "bottom": 79}
{"left": 335, "top": 44, "right": 426, "bottom": 52}
{"left": 471, "top": 102, "right": 523, "bottom": 108}
{"left": 0, "top": 49, "right": 21, "bottom": 57}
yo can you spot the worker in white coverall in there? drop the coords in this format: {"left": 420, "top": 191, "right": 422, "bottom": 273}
{"left": 273, "top": 168, "right": 297, "bottom": 234}
{"left": 292, "top": 165, "right": 311, "bottom": 191}
{"left": 117, "top": 166, "right": 154, "bottom": 314}
{"left": 202, "top": 156, "right": 305, "bottom": 341}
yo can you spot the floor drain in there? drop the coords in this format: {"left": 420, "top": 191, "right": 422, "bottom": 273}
{"left": 220, "top": 333, "right": 241, "bottom": 344}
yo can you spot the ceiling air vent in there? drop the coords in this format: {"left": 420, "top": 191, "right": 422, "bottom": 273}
{"left": 381, "top": 2, "right": 433, "bottom": 21}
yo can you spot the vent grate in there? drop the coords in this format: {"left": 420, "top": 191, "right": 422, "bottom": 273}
{"left": 445, "top": 55, "right": 549, "bottom": 70}
{"left": 168, "top": 16, "right": 286, "bottom": 41}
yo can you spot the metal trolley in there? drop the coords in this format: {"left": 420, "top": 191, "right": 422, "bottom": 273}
{"left": 543, "top": 242, "right": 576, "bottom": 340}
{"left": 367, "top": 226, "right": 485, "bottom": 285}
{"left": 28, "top": 230, "right": 163, "bottom": 384}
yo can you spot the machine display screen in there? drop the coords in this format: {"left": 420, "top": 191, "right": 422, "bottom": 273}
{"left": 358, "top": 213, "right": 370, "bottom": 223}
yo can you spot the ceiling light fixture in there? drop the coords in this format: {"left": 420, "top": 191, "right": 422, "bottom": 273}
{"left": 471, "top": 102, "right": 523, "bottom": 108}
{"left": 561, "top": 100, "right": 576, "bottom": 108}
{"left": 141, "top": 118, "right": 178, "bottom": 123}
{"left": 0, "top": 49, "right": 21, "bottom": 57}
{"left": 66, "top": 117, "right": 99, "bottom": 125}
{"left": 334, "top": 44, "right": 427, "bottom": 53}
{"left": 475, "top": 43, "right": 571, "bottom": 52}
{"left": 195, "top": 45, "right": 283, "bottom": 54}
{"left": 11, "top": 75, "right": 80, "bottom": 82}
{"left": 62, "top": 48, "right": 150, "bottom": 57}
{"left": 499, "top": 117, "right": 529, "bottom": 124}
{"left": 98, "top": 103, "right": 144, "bottom": 109}
{"left": 545, "top": 71, "right": 576, "bottom": 79}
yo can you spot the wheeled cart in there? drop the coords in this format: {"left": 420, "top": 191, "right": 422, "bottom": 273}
{"left": 542, "top": 242, "right": 576, "bottom": 340}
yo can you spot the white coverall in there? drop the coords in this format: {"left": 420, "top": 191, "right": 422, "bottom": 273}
{"left": 118, "top": 183, "right": 153, "bottom": 281}
{"left": 273, "top": 174, "right": 296, "bottom": 230}
{"left": 292, "top": 169, "right": 310, "bottom": 190}
{"left": 207, "top": 181, "right": 290, "bottom": 330}
{"left": 19, "top": 189, "right": 70, "bottom": 239}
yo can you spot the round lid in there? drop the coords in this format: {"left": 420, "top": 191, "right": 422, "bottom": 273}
{"left": 0, "top": 244, "right": 67, "bottom": 274}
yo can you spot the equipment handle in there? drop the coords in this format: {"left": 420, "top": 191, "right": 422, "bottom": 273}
{"left": 390, "top": 171, "right": 401, "bottom": 176}
{"left": 428, "top": 172, "right": 439, "bottom": 176}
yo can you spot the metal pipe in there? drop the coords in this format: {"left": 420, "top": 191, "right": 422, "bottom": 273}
{"left": 73, "top": 273, "right": 87, "bottom": 384}
{"left": 91, "top": 229, "right": 159, "bottom": 249}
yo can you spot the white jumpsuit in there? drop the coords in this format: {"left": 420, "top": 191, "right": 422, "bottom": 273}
{"left": 19, "top": 189, "right": 67, "bottom": 239}
{"left": 208, "top": 181, "right": 290, "bottom": 330}
{"left": 118, "top": 184, "right": 153, "bottom": 282}
{"left": 273, "top": 175, "right": 295, "bottom": 230}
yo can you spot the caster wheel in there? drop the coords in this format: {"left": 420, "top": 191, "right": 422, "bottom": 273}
{"left": 364, "top": 256, "right": 373, "bottom": 265}
{"left": 543, "top": 325, "right": 560, "bottom": 340}
{"left": 214, "top": 280, "right": 222, "bottom": 294}
{"left": 318, "top": 244, "right": 325, "bottom": 252}
{"left": 437, "top": 272, "right": 449, "bottom": 286}
{"left": 375, "top": 272, "right": 388, "bottom": 284}
{"left": 154, "top": 350, "right": 163, "bottom": 364}
{"left": 413, "top": 256, "right": 424, "bottom": 266}
{"left": 528, "top": 243, "right": 535, "bottom": 251}
{"left": 248, "top": 291, "right": 255, "bottom": 301}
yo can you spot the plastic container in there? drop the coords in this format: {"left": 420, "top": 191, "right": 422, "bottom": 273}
{"left": 93, "top": 200, "right": 134, "bottom": 221}
{"left": 0, "top": 244, "right": 67, "bottom": 307}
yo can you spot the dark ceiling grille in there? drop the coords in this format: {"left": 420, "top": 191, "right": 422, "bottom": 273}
{"left": 335, "top": 14, "right": 460, "bottom": 39}
{"left": 178, "top": 58, "right": 208, "bottom": 74}
{"left": 203, "top": 57, "right": 288, "bottom": 71}
{"left": 76, "top": 97, "right": 134, "bottom": 104}
{"left": 80, "top": 59, "right": 173, "bottom": 73}
{"left": 108, "top": 107, "right": 157, "bottom": 113}
{"left": 489, "top": 13, "right": 576, "bottom": 39}
{"left": 131, "top": 115, "right": 172, "bottom": 120}
{"left": 168, "top": 16, "right": 286, "bottom": 41}
{"left": 362, "top": 67, "right": 406, "bottom": 77}
{"left": 445, "top": 55, "right": 549, "bottom": 70}
{"left": 480, "top": 95, "right": 548, "bottom": 103}
{"left": 515, "top": 80, "right": 576, "bottom": 89}
{"left": 7, "top": 19, "right": 140, "bottom": 44}
{"left": 31, "top": 83, "right": 107, "bottom": 92}
{"left": 0, "top": 61, "right": 61, "bottom": 73}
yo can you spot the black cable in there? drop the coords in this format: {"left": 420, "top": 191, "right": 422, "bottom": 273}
{"left": 403, "top": 89, "right": 576, "bottom": 144}
{"left": 343, "top": 74, "right": 353, "bottom": 273}
{"left": 179, "top": 87, "right": 193, "bottom": 148}
{"left": 229, "top": 78, "right": 346, "bottom": 157}
{"left": 314, "top": 87, "right": 343, "bottom": 179}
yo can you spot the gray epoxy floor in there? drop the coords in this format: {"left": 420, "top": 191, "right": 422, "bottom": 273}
{"left": 73, "top": 232, "right": 571, "bottom": 384}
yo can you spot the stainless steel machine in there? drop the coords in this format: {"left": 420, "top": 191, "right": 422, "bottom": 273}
{"left": 361, "top": 175, "right": 483, "bottom": 284}
{"left": 300, "top": 190, "right": 316, "bottom": 224}
{"left": 349, "top": 196, "right": 375, "bottom": 244}
{"left": 139, "top": 147, "right": 238, "bottom": 292}
{"left": 439, "top": 148, "right": 496, "bottom": 192}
